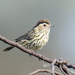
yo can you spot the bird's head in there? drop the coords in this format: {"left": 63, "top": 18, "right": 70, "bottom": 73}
{"left": 33, "top": 19, "right": 54, "bottom": 33}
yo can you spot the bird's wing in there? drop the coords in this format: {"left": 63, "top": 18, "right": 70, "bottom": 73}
{"left": 15, "top": 29, "right": 35, "bottom": 42}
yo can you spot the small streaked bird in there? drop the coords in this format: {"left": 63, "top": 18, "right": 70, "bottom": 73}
{"left": 3, "top": 19, "right": 54, "bottom": 52}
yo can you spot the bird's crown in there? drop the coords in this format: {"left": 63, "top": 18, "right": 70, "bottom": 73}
{"left": 33, "top": 19, "right": 50, "bottom": 28}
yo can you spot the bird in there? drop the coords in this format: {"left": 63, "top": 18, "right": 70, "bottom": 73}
{"left": 3, "top": 19, "right": 54, "bottom": 52}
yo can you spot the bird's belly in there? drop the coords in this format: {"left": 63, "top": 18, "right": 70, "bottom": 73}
{"left": 24, "top": 40, "right": 43, "bottom": 51}
{"left": 28, "top": 36, "right": 48, "bottom": 51}
{"left": 19, "top": 34, "right": 49, "bottom": 51}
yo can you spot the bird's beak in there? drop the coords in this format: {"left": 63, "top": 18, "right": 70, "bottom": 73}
{"left": 50, "top": 24, "right": 54, "bottom": 27}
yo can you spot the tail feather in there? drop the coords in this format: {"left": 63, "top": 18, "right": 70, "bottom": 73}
{"left": 3, "top": 46, "right": 15, "bottom": 52}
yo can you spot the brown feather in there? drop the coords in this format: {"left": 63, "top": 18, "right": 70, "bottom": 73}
{"left": 33, "top": 19, "right": 50, "bottom": 28}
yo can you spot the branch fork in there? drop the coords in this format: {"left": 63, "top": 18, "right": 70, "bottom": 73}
{"left": 0, "top": 35, "right": 75, "bottom": 75}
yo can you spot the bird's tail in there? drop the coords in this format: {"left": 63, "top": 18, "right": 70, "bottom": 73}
{"left": 3, "top": 45, "right": 15, "bottom": 52}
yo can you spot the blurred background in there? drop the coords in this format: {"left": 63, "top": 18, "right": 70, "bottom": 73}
{"left": 0, "top": 0, "right": 75, "bottom": 75}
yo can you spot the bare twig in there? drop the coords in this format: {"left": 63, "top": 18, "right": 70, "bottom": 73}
{"left": 0, "top": 35, "right": 75, "bottom": 75}
{"left": 28, "top": 69, "right": 61, "bottom": 75}
{"left": 59, "top": 58, "right": 69, "bottom": 75}
{"left": 0, "top": 35, "right": 53, "bottom": 62}
{"left": 62, "top": 65, "right": 70, "bottom": 75}
{"left": 59, "top": 65, "right": 67, "bottom": 75}
{"left": 51, "top": 59, "right": 57, "bottom": 75}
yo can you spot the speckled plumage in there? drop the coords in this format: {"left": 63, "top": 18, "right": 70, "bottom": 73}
{"left": 3, "top": 19, "right": 54, "bottom": 52}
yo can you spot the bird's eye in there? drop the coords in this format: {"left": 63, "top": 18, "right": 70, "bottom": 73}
{"left": 43, "top": 24, "right": 46, "bottom": 27}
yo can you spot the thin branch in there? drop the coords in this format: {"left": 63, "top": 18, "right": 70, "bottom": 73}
{"left": 0, "top": 35, "right": 75, "bottom": 75}
{"left": 59, "top": 58, "right": 69, "bottom": 75}
{"left": 28, "top": 69, "right": 61, "bottom": 75}
{"left": 59, "top": 65, "right": 67, "bottom": 75}
{"left": 62, "top": 65, "right": 70, "bottom": 75}
{"left": 51, "top": 59, "right": 57, "bottom": 75}
{"left": 0, "top": 35, "right": 53, "bottom": 63}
